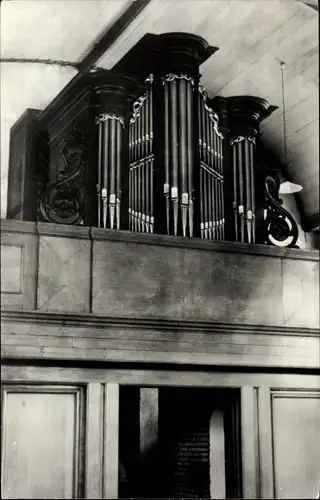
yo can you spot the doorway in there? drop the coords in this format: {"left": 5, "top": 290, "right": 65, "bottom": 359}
{"left": 119, "top": 386, "right": 242, "bottom": 499}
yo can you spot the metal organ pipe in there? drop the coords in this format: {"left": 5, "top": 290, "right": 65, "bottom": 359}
{"left": 186, "top": 81, "right": 194, "bottom": 237}
{"left": 149, "top": 84, "right": 154, "bottom": 234}
{"left": 128, "top": 75, "right": 154, "bottom": 234}
{"left": 164, "top": 82, "right": 170, "bottom": 235}
{"left": 145, "top": 88, "right": 150, "bottom": 233}
{"left": 198, "top": 86, "right": 225, "bottom": 241}
{"left": 95, "top": 114, "right": 124, "bottom": 229}
{"left": 179, "top": 78, "right": 188, "bottom": 237}
{"left": 237, "top": 139, "right": 245, "bottom": 243}
{"left": 249, "top": 138, "right": 256, "bottom": 243}
{"left": 102, "top": 119, "right": 109, "bottom": 229}
{"left": 97, "top": 121, "right": 103, "bottom": 229}
{"left": 244, "top": 138, "right": 252, "bottom": 243}
{"left": 116, "top": 120, "right": 122, "bottom": 230}
{"left": 170, "top": 79, "right": 179, "bottom": 236}
{"left": 109, "top": 118, "right": 116, "bottom": 229}
{"left": 231, "top": 135, "right": 256, "bottom": 243}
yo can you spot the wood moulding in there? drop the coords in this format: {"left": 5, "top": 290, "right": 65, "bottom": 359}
{"left": 1, "top": 219, "right": 319, "bottom": 261}
{"left": 1, "top": 309, "right": 319, "bottom": 338}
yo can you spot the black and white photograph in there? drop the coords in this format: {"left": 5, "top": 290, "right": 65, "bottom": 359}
{"left": 0, "top": 0, "right": 319, "bottom": 498}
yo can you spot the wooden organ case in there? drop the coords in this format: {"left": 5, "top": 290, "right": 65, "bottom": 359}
{"left": 7, "top": 32, "right": 299, "bottom": 248}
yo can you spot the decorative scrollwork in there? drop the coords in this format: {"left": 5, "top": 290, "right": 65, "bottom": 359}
{"left": 162, "top": 73, "right": 195, "bottom": 87}
{"left": 39, "top": 128, "right": 86, "bottom": 225}
{"left": 145, "top": 73, "right": 154, "bottom": 85}
{"left": 230, "top": 136, "right": 245, "bottom": 145}
{"left": 130, "top": 73, "right": 154, "bottom": 124}
{"left": 230, "top": 136, "right": 256, "bottom": 146}
{"left": 263, "top": 175, "right": 299, "bottom": 248}
{"left": 95, "top": 113, "right": 124, "bottom": 127}
{"left": 198, "top": 85, "right": 224, "bottom": 139}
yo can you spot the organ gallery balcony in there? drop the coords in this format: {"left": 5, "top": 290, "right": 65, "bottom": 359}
{"left": 1, "top": 216, "right": 319, "bottom": 368}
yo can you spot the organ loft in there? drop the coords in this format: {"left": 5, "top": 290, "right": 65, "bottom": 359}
{"left": 1, "top": 26, "right": 319, "bottom": 500}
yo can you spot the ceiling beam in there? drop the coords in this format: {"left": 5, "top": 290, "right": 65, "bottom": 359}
{"left": 0, "top": 57, "right": 79, "bottom": 70}
{"left": 301, "top": 0, "right": 318, "bottom": 11}
{"left": 77, "top": 0, "right": 152, "bottom": 73}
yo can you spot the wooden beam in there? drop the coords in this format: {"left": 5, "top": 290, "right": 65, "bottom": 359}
{"left": 0, "top": 57, "right": 79, "bottom": 70}
{"left": 301, "top": 0, "right": 318, "bottom": 11}
{"left": 78, "top": 0, "right": 152, "bottom": 73}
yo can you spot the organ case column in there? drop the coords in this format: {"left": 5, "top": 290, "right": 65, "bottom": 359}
{"left": 91, "top": 72, "right": 141, "bottom": 230}
{"left": 226, "top": 96, "right": 276, "bottom": 244}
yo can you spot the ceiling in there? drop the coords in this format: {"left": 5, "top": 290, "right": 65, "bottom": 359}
{"left": 1, "top": 0, "right": 319, "bottom": 230}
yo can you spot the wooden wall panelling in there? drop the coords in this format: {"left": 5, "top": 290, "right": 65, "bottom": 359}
{"left": 85, "top": 383, "right": 103, "bottom": 499}
{"left": 92, "top": 239, "right": 284, "bottom": 325}
{"left": 103, "top": 383, "right": 119, "bottom": 499}
{"left": 281, "top": 258, "right": 320, "bottom": 329}
{"left": 85, "top": 383, "right": 120, "bottom": 499}
{"left": 1, "top": 384, "right": 84, "bottom": 499}
{"left": 257, "top": 387, "right": 274, "bottom": 499}
{"left": 240, "top": 386, "right": 259, "bottom": 499}
{"left": 37, "top": 228, "right": 91, "bottom": 313}
{"left": 0, "top": 226, "right": 38, "bottom": 310}
{"left": 271, "top": 390, "right": 320, "bottom": 500}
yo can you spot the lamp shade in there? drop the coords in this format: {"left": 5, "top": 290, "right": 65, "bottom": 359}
{"left": 279, "top": 180, "right": 303, "bottom": 195}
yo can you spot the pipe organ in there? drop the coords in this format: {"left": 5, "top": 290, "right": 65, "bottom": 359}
{"left": 6, "top": 32, "right": 299, "bottom": 248}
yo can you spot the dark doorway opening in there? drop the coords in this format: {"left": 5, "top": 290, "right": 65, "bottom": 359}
{"left": 119, "top": 386, "right": 242, "bottom": 499}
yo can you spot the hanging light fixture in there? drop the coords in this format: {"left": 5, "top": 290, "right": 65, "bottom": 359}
{"left": 278, "top": 61, "right": 303, "bottom": 195}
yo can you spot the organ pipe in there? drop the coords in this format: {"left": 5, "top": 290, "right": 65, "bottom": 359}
{"left": 230, "top": 136, "right": 256, "bottom": 243}
{"left": 96, "top": 113, "right": 124, "bottom": 230}
{"left": 128, "top": 75, "right": 154, "bottom": 234}
{"left": 186, "top": 81, "right": 194, "bottom": 237}
{"left": 160, "top": 73, "right": 196, "bottom": 238}
{"left": 164, "top": 81, "right": 170, "bottom": 235}
{"left": 198, "top": 85, "right": 225, "bottom": 241}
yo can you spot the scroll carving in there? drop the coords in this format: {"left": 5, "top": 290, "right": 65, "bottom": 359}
{"left": 95, "top": 114, "right": 124, "bottom": 127}
{"left": 39, "top": 128, "right": 86, "bottom": 225}
{"left": 264, "top": 174, "right": 298, "bottom": 248}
